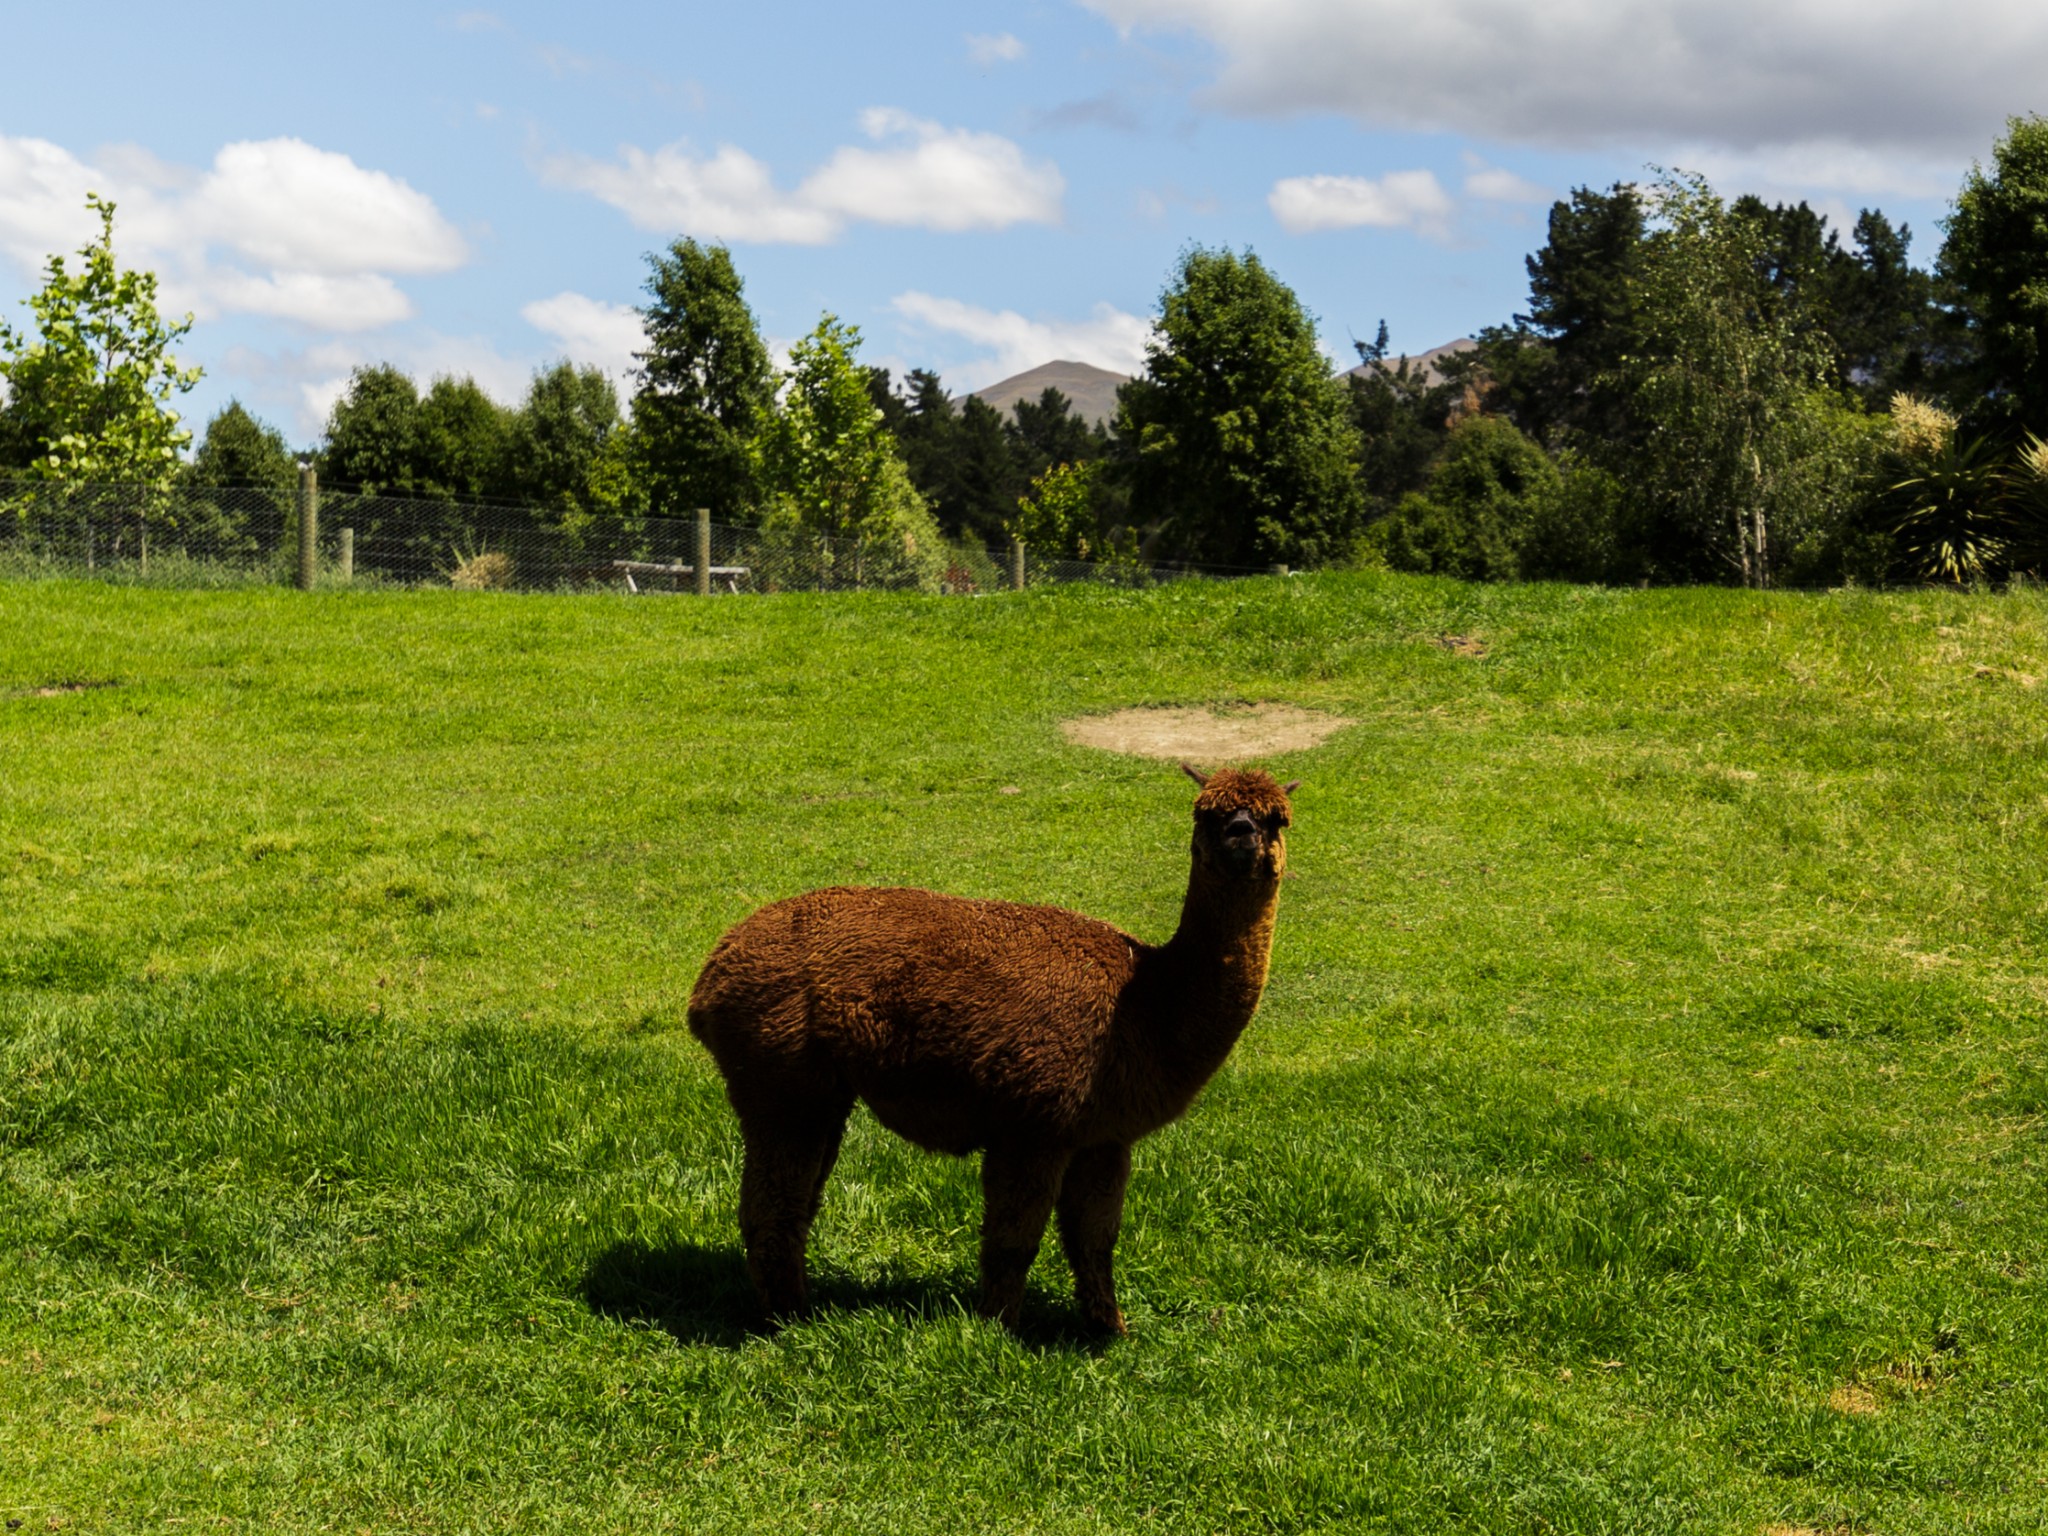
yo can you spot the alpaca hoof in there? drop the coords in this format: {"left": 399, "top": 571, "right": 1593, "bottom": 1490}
{"left": 1081, "top": 1305, "right": 1127, "bottom": 1338}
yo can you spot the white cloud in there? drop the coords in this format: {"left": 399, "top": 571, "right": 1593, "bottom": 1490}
{"left": 542, "top": 110, "right": 1063, "bottom": 243}
{"left": 802, "top": 110, "right": 1065, "bottom": 232}
{"left": 967, "top": 31, "right": 1027, "bottom": 65}
{"left": 190, "top": 139, "right": 467, "bottom": 277}
{"left": 1674, "top": 140, "right": 1959, "bottom": 203}
{"left": 1463, "top": 163, "right": 1550, "bottom": 205}
{"left": 200, "top": 270, "right": 416, "bottom": 331}
{"left": 521, "top": 291, "right": 647, "bottom": 384}
{"left": 1269, "top": 170, "right": 1453, "bottom": 238}
{"left": 890, "top": 292, "right": 1150, "bottom": 386}
{"left": 0, "top": 134, "right": 466, "bottom": 332}
{"left": 540, "top": 143, "right": 839, "bottom": 243}
{"left": 1081, "top": 0, "right": 2047, "bottom": 180}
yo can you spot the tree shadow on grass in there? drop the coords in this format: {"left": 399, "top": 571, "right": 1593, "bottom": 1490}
{"left": 580, "top": 1239, "right": 1114, "bottom": 1353}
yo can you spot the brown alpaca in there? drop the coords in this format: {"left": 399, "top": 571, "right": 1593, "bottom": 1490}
{"left": 685, "top": 765, "right": 1297, "bottom": 1334}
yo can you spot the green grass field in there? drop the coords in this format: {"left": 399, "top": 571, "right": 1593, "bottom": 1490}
{"left": 5, "top": 573, "right": 2047, "bottom": 1533}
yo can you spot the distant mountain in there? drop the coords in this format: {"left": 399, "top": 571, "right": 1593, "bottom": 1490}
{"left": 968, "top": 361, "right": 1129, "bottom": 428}
{"left": 1344, "top": 337, "right": 1477, "bottom": 385}
{"left": 962, "top": 341, "right": 1475, "bottom": 431}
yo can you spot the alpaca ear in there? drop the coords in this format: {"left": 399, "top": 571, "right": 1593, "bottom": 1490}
{"left": 1181, "top": 762, "right": 1210, "bottom": 787}
{"left": 1282, "top": 779, "right": 1303, "bottom": 794}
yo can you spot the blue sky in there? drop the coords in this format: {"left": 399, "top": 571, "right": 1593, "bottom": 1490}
{"left": 3, "top": 1, "right": 2038, "bottom": 444}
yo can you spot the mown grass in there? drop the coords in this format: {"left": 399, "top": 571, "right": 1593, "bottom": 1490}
{"left": 3, "top": 573, "right": 2047, "bottom": 1533}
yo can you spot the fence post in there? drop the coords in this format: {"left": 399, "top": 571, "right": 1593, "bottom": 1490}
{"left": 696, "top": 508, "right": 711, "bottom": 597}
{"left": 1269, "top": 563, "right": 1289, "bottom": 577}
{"left": 297, "top": 465, "right": 318, "bottom": 591}
{"left": 1010, "top": 537, "right": 1026, "bottom": 592}
{"left": 340, "top": 527, "right": 355, "bottom": 584}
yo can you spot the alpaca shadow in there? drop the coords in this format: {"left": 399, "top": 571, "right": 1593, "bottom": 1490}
{"left": 580, "top": 1240, "right": 1114, "bottom": 1353}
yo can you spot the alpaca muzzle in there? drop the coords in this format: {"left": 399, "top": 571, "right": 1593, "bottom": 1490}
{"left": 1220, "top": 811, "right": 1263, "bottom": 872}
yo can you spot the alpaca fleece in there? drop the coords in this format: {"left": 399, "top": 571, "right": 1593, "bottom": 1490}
{"left": 687, "top": 767, "right": 1295, "bottom": 1334}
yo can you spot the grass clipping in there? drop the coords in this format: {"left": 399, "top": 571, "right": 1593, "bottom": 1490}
{"left": 1062, "top": 702, "right": 1349, "bottom": 762}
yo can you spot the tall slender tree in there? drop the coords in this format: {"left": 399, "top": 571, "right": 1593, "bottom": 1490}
{"left": 1940, "top": 114, "right": 2048, "bottom": 434}
{"left": 633, "top": 238, "right": 774, "bottom": 526}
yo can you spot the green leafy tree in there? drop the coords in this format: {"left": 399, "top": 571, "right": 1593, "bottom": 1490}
{"left": 508, "top": 362, "right": 620, "bottom": 507}
{"left": 1608, "top": 172, "right": 1849, "bottom": 587}
{"left": 1374, "top": 415, "right": 1561, "bottom": 581}
{"left": 634, "top": 238, "right": 774, "bottom": 525}
{"left": 412, "top": 376, "right": 514, "bottom": 503}
{"left": 757, "top": 315, "right": 942, "bottom": 555}
{"left": 1115, "top": 246, "right": 1364, "bottom": 567}
{"left": 186, "top": 400, "right": 298, "bottom": 559}
{"left": 0, "top": 195, "right": 200, "bottom": 485}
{"left": 1009, "top": 461, "right": 1101, "bottom": 559}
{"left": 320, "top": 365, "right": 421, "bottom": 493}
{"left": 1940, "top": 115, "right": 2048, "bottom": 434}
{"left": 189, "top": 401, "right": 296, "bottom": 490}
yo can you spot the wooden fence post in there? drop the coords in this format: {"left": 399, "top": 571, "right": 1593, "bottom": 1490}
{"left": 696, "top": 508, "right": 711, "bottom": 597}
{"left": 339, "top": 527, "right": 355, "bottom": 584}
{"left": 1011, "top": 537, "right": 1026, "bottom": 591}
{"left": 297, "top": 465, "right": 318, "bottom": 591}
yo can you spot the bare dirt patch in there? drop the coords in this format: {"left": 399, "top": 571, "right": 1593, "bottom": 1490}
{"left": 1434, "top": 633, "right": 1488, "bottom": 658}
{"left": 25, "top": 679, "right": 117, "bottom": 698}
{"left": 1061, "top": 702, "right": 1351, "bottom": 763}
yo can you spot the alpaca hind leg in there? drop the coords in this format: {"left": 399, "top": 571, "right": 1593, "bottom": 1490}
{"left": 1056, "top": 1143, "right": 1132, "bottom": 1336}
{"left": 737, "top": 1098, "right": 849, "bottom": 1320}
{"left": 977, "top": 1144, "right": 1071, "bottom": 1329}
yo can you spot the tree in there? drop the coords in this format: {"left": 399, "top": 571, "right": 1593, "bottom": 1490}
{"left": 1374, "top": 415, "right": 1561, "bottom": 581}
{"left": 756, "top": 314, "right": 944, "bottom": 556}
{"left": 320, "top": 365, "right": 421, "bottom": 493}
{"left": 1608, "top": 172, "right": 1845, "bottom": 587}
{"left": 887, "top": 369, "right": 973, "bottom": 536}
{"left": 953, "top": 395, "right": 1022, "bottom": 544}
{"left": 634, "top": 238, "right": 775, "bottom": 525}
{"left": 412, "top": 376, "right": 514, "bottom": 503}
{"left": 1010, "top": 461, "right": 1103, "bottom": 560}
{"left": 1473, "top": 184, "right": 1647, "bottom": 446}
{"left": 1940, "top": 115, "right": 2048, "bottom": 434}
{"left": 189, "top": 401, "right": 296, "bottom": 490}
{"left": 1009, "top": 387, "right": 1106, "bottom": 482}
{"left": 1115, "top": 246, "right": 1364, "bottom": 567}
{"left": 186, "top": 400, "right": 297, "bottom": 559}
{"left": 1349, "top": 323, "right": 1458, "bottom": 515}
{"left": 0, "top": 194, "right": 200, "bottom": 485}
{"left": 506, "top": 361, "right": 623, "bottom": 514}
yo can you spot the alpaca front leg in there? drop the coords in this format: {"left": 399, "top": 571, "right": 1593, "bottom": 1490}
{"left": 1056, "top": 1142, "right": 1132, "bottom": 1336}
{"left": 977, "top": 1145, "right": 1070, "bottom": 1329}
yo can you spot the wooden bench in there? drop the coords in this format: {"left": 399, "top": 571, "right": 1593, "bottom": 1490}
{"left": 611, "top": 559, "right": 751, "bottom": 594}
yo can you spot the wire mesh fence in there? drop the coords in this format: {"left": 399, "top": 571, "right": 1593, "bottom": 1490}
{"left": 0, "top": 479, "right": 1275, "bottom": 595}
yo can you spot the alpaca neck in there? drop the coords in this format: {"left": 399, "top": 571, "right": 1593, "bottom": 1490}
{"left": 1146, "top": 859, "right": 1282, "bottom": 1086}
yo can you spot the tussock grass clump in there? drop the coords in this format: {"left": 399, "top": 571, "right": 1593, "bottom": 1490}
{"left": 449, "top": 548, "right": 515, "bottom": 590}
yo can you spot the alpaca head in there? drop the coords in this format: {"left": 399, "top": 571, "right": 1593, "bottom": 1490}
{"left": 1180, "top": 765, "right": 1299, "bottom": 883}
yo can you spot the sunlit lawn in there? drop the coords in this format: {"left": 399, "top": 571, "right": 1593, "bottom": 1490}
{"left": 4, "top": 572, "right": 2046, "bottom": 1532}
